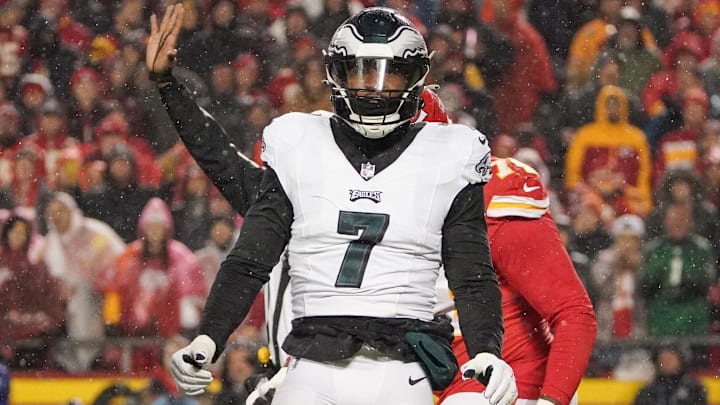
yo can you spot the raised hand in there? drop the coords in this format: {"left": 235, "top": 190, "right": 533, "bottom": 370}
{"left": 146, "top": 3, "right": 185, "bottom": 75}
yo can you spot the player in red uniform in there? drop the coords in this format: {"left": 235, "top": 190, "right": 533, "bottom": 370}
{"left": 437, "top": 156, "right": 597, "bottom": 405}
{"left": 416, "top": 90, "right": 597, "bottom": 405}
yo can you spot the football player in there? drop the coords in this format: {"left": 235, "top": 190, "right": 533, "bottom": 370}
{"left": 147, "top": 4, "right": 517, "bottom": 405}
{"left": 398, "top": 90, "right": 598, "bottom": 405}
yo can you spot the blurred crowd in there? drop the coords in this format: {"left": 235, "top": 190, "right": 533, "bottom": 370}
{"left": 1, "top": 0, "right": 720, "bottom": 401}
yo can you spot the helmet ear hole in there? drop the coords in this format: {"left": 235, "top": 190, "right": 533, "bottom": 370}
{"left": 324, "top": 7, "right": 430, "bottom": 138}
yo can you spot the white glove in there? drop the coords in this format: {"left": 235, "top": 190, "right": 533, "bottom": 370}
{"left": 460, "top": 352, "right": 518, "bottom": 405}
{"left": 170, "top": 335, "right": 217, "bottom": 396}
{"left": 245, "top": 366, "right": 288, "bottom": 405}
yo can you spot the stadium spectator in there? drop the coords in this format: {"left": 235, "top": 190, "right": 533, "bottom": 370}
{"left": 23, "top": 98, "right": 78, "bottom": 183}
{"left": 215, "top": 340, "right": 262, "bottom": 405}
{"left": 67, "top": 66, "right": 111, "bottom": 144}
{"left": 83, "top": 112, "right": 161, "bottom": 186}
{"left": 602, "top": 6, "right": 661, "bottom": 98}
{"left": 645, "top": 169, "right": 718, "bottom": 245}
{"left": 481, "top": 0, "right": 557, "bottom": 134}
{"left": 7, "top": 148, "right": 45, "bottom": 209}
{"left": 592, "top": 214, "right": 646, "bottom": 340}
{"left": 0, "top": 215, "right": 64, "bottom": 369}
{"left": 653, "top": 88, "right": 710, "bottom": 184}
{"left": 569, "top": 0, "right": 656, "bottom": 86}
{"left": 36, "top": 191, "right": 125, "bottom": 371}
{"left": 0, "top": 101, "right": 22, "bottom": 186}
{"left": 171, "top": 164, "right": 213, "bottom": 251}
{"left": 643, "top": 31, "right": 705, "bottom": 118}
{"left": 0, "top": 1, "right": 28, "bottom": 95}
{"left": 641, "top": 202, "right": 716, "bottom": 337}
{"left": 16, "top": 74, "right": 53, "bottom": 135}
{"left": 83, "top": 145, "right": 157, "bottom": 242}
{"left": 565, "top": 85, "right": 653, "bottom": 216}
{"left": 96, "top": 197, "right": 205, "bottom": 338}
{"left": 563, "top": 52, "right": 646, "bottom": 130}
{"left": 632, "top": 345, "right": 708, "bottom": 405}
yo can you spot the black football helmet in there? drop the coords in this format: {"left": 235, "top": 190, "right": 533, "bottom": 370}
{"left": 325, "top": 7, "right": 430, "bottom": 138}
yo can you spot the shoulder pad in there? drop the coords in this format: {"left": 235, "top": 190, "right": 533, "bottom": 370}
{"left": 261, "top": 112, "right": 327, "bottom": 167}
{"left": 485, "top": 157, "right": 549, "bottom": 219}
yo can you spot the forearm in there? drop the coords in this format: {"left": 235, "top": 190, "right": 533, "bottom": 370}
{"left": 443, "top": 184, "right": 503, "bottom": 357}
{"left": 199, "top": 258, "right": 268, "bottom": 360}
{"left": 540, "top": 305, "right": 597, "bottom": 404}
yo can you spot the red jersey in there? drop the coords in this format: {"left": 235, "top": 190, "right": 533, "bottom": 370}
{"left": 438, "top": 158, "right": 597, "bottom": 405}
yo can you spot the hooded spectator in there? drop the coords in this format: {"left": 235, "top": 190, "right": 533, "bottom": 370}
{"left": 36, "top": 191, "right": 125, "bottom": 371}
{"left": 565, "top": 85, "right": 653, "bottom": 216}
{"left": 96, "top": 197, "right": 205, "bottom": 338}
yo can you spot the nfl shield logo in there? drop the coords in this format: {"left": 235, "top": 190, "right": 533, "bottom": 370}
{"left": 360, "top": 162, "right": 376, "bottom": 180}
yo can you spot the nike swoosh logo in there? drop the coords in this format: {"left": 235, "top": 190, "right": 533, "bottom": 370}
{"left": 408, "top": 376, "right": 427, "bottom": 385}
{"left": 523, "top": 183, "right": 541, "bottom": 193}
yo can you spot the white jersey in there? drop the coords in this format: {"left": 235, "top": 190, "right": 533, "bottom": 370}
{"left": 261, "top": 112, "right": 491, "bottom": 323}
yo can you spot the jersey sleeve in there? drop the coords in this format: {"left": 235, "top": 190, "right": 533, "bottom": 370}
{"left": 485, "top": 157, "right": 550, "bottom": 219}
{"left": 460, "top": 129, "right": 492, "bottom": 185}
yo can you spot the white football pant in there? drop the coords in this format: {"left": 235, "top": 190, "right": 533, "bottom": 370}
{"left": 272, "top": 345, "right": 433, "bottom": 405}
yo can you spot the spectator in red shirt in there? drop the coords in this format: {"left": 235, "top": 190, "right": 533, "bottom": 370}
{"left": 82, "top": 112, "right": 161, "bottom": 187}
{"left": 481, "top": 0, "right": 557, "bottom": 134}
{"left": 22, "top": 98, "right": 78, "bottom": 181}
{"left": 654, "top": 88, "right": 709, "bottom": 184}
{"left": 0, "top": 215, "right": 64, "bottom": 369}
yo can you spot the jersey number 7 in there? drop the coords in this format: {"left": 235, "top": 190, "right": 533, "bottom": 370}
{"left": 335, "top": 211, "right": 390, "bottom": 288}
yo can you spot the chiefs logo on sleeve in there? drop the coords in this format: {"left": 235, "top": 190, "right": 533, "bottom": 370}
{"left": 484, "top": 157, "right": 549, "bottom": 219}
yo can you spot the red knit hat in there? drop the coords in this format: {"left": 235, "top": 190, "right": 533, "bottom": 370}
{"left": 69, "top": 66, "right": 102, "bottom": 90}
{"left": 95, "top": 113, "right": 129, "bottom": 139}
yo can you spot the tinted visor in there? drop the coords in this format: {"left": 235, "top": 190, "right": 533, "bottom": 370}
{"left": 330, "top": 57, "right": 424, "bottom": 92}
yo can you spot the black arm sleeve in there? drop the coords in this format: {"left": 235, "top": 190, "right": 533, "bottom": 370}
{"left": 198, "top": 167, "right": 293, "bottom": 359}
{"left": 442, "top": 184, "right": 503, "bottom": 358}
{"left": 157, "top": 79, "right": 264, "bottom": 216}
